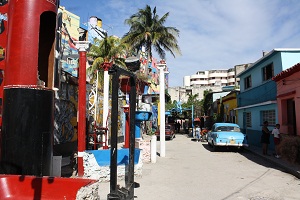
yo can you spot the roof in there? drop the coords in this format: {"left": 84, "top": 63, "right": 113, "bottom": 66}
{"left": 237, "top": 48, "right": 300, "bottom": 78}
{"left": 194, "top": 118, "right": 201, "bottom": 122}
{"left": 272, "top": 62, "right": 300, "bottom": 82}
{"left": 214, "top": 123, "right": 239, "bottom": 127}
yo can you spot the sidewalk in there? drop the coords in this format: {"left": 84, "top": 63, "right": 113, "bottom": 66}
{"left": 245, "top": 145, "right": 300, "bottom": 179}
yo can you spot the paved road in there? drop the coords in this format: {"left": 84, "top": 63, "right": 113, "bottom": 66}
{"left": 99, "top": 134, "right": 300, "bottom": 200}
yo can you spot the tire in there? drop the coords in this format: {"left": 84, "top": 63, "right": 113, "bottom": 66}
{"left": 237, "top": 147, "right": 244, "bottom": 152}
{"left": 212, "top": 142, "right": 218, "bottom": 152}
{"left": 207, "top": 140, "right": 212, "bottom": 147}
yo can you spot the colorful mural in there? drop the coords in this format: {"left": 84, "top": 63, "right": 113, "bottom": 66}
{"left": 139, "top": 49, "right": 161, "bottom": 94}
{"left": 57, "top": 7, "right": 80, "bottom": 77}
{"left": 54, "top": 81, "right": 78, "bottom": 144}
{"left": 54, "top": 7, "right": 81, "bottom": 144}
{"left": 88, "top": 16, "right": 107, "bottom": 44}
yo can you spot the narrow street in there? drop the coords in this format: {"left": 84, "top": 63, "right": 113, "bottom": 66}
{"left": 100, "top": 134, "right": 300, "bottom": 200}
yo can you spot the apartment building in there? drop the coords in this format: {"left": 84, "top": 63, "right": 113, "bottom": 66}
{"left": 168, "top": 64, "right": 250, "bottom": 103}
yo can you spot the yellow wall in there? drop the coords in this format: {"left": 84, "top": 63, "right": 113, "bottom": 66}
{"left": 220, "top": 91, "right": 238, "bottom": 123}
{"left": 58, "top": 7, "right": 80, "bottom": 40}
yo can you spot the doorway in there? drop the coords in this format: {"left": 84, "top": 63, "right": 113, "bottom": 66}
{"left": 287, "top": 99, "right": 296, "bottom": 135}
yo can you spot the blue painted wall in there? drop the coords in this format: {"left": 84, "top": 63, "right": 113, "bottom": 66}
{"left": 239, "top": 50, "right": 300, "bottom": 92}
{"left": 86, "top": 148, "right": 141, "bottom": 166}
{"left": 235, "top": 49, "right": 300, "bottom": 150}
{"left": 238, "top": 103, "right": 277, "bottom": 149}
{"left": 238, "top": 80, "right": 276, "bottom": 107}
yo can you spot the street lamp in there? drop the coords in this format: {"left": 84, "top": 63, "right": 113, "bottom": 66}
{"left": 157, "top": 60, "right": 169, "bottom": 157}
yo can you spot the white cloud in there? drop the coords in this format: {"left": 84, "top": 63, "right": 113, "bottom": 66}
{"left": 61, "top": 0, "right": 300, "bottom": 86}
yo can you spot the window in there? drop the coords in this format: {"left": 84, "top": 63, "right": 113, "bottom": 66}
{"left": 216, "top": 126, "right": 240, "bottom": 132}
{"left": 261, "top": 110, "right": 276, "bottom": 125}
{"left": 244, "top": 75, "right": 252, "bottom": 89}
{"left": 246, "top": 112, "right": 251, "bottom": 127}
{"left": 262, "top": 63, "right": 274, "bottom": 81}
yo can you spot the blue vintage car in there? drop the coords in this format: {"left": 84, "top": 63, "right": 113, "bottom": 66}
{"left": 207, "top": 123, "right": 248, "bottom": 151}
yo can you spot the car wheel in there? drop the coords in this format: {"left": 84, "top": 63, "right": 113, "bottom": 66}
{"left": 237, "top": 147, "right": 244, "bottom": 152}
{"left": 207, "top": 140, "right": 212, "bottom": 147}
{"left": 212, "top": 142, "right": 218, "bottom": 152}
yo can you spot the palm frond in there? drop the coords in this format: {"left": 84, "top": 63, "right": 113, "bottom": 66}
{"left": 123, "top": 4, "right": 181, "bottom": 62}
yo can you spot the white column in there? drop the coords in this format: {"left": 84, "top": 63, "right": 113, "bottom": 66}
{"left": 101, "top": 62, "right": 112, "bottom": 149}
{"left": 151, "top": 135, "right": 157, "bottom": 163}
{"left": 94, "top": 71, "right": 99, "bottom": 122}
{"left": 103, "top": 70, "right": 109, "bottom": 128}
{"left": 157, "top": 63, "right": 167, "bottom": 157}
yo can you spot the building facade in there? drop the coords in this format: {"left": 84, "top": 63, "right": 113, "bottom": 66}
{"left": 219, "top": 90, "right": 239, "bottom": 124}
{"left": 236, "top": 49, "right": 300, "bottom": 148}
{"left": 168, "top": 64, "right": 249, "bottom": 104}
{"left": 184, "top": 64, "right": 250, "bottom": 88}
{"left": 273, "top": 62, "right": 300, "bottom": 136}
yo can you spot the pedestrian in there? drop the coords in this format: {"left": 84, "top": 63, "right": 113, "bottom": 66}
{"left": 176, "top": 122, "right": 181, "bottom": 133}
{"left": 195, "top": 125, "right": 201, "bottom": 142}
{"left": 261, "top": 121, "right": 271, "bottom": 155}
{"left": 272, "top": 124, "right": 281, "bottom": 158}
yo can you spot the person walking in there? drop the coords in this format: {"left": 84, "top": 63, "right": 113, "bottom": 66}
{"left": 195, "top": 125, "right": 201, "bottom": 142}
{"left": 272, "top": 124, "right": 281, "bottom": 158}
{"left": 176, "top": 122, "right": 181, "bottom": 133}
{"left": 261, "top": 121, "right": 271, "bottom": 155}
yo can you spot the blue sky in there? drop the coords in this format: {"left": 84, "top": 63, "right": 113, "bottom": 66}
{"left": 60, "top": 0, "right": 300, "bottom": 87}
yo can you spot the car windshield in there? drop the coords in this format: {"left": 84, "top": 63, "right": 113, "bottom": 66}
{"left": 165, "top": 125, "right": 171, "bottom": 129}
{"left": 216, "top": 126, "right": 240, "bottom": 132}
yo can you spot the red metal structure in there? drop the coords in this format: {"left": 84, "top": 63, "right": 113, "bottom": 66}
{"left": 88, "top": 126, "right": 109, "bottom": 150}
{"left": 0, "top": 0, "right": 8, "bottom": 137}
{"left": 6, "top": 0, "right": 57, "bottom": 86}
{"left": 122, "top": 105, "right": 130, "bottom": 148}
{"left": 75, "top": 42, "right": 89, "bottom": 177}
{"left": 0, "top": 1, "right": 96, "bottom": 199}
{"left": 0, "top": 175, "right": 96, "bottom": 200}
{"left": 2, "top": 0, "right": 57, "bottom": 177}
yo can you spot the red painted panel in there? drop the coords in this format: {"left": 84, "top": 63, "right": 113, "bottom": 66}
{"left": 0, "top": 175, "right": 97, "bottom": 200}
{"left": 0, "top": 2, "right": 8, "bottom": 130}
{"left": 5, "top": 0, "right": 57, "bottom": 86}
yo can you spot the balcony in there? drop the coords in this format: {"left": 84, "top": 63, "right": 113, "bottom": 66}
{"left": 237, "top": 81, "right": 277, "bottom": 107}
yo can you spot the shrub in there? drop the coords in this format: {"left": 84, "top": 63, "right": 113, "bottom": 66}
{"left": 280, "top": 135, "right": 300, "bottom": 164}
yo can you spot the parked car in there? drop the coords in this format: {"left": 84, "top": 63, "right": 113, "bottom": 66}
{"left": 155, "top": 124, "right": 175, "bottom": 140}
{"left": 207, "top": 123, "right": 248, "bottom": 151}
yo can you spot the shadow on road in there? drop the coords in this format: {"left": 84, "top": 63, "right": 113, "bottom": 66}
{"left": 200, "top": 142, "right": 287, "bottom": 173}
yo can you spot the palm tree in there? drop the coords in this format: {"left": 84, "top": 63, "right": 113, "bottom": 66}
{"left": 201, "top": 89, "right": 213, "bottom": 116}
{"left": 87, "top": 35, "right": 127, "bottom": 89}
{"left": 87, "top": 35, "right": 127, "bottom": 126}
{"left": 182, "top": 94, "right": 202, "bottom": 117}
{"left": 123, "top": 5, "right": 181, "bottom": 76}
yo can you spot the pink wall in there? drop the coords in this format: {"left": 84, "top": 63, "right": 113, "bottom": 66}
{"left": 276, "top": 71, "right": 300, "bottom": 136}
